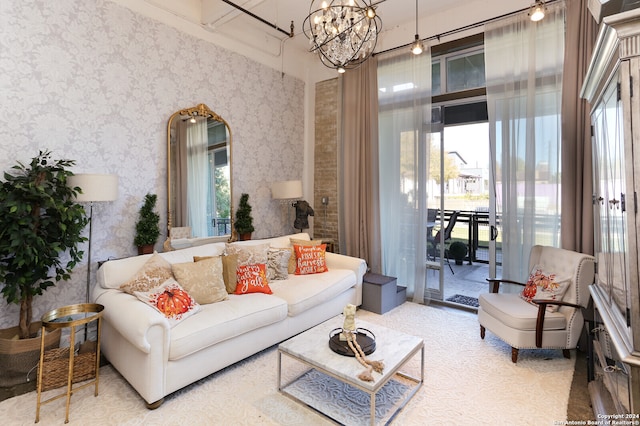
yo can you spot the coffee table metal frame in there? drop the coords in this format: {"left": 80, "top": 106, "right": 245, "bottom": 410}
{"left": 277, "top": 317, "right": 424, "bottom": 425}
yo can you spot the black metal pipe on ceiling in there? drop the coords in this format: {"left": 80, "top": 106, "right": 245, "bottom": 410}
{"left": 221, "top": 0, "right": 293, "bottom": 38}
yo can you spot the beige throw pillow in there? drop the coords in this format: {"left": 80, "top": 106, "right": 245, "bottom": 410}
{"left": 119, "top": 252, "right": 173, "bottom": 294}
{"left": 194, "top": 254, "right": 238, "bottom": 294}
{"left": 172, "top": 257, "right": 228, "bottom": 305}
{"left": 267, "top": 248, "right": 291, "bottom": 281}
{"left": 224, "top": 243, "right": 270, "bottom": 266}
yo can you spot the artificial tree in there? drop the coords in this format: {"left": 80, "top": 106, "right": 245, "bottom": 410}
{"left": 0, "top": 150, "right": 88, "bottom": 339}
{"left": 234, "top": 193, "right": 254, "bottom": 241}
{"left": 134, "top": 193, "right": 161, "bottom": 254}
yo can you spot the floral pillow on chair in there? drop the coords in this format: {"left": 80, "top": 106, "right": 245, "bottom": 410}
{"left": 520, "top": 266, "right": 570, "bottom": 312}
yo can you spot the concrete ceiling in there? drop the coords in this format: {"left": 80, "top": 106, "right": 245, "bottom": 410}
{"left": 149, "top": 0, "right": 473, "bottom": 55}
{"left": 199, "top": 0, "right": 469, "bottom": 33}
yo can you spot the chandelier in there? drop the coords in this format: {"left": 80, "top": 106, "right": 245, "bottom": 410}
{"left": 303, "top": 0, "right": 384, "bottom": 73}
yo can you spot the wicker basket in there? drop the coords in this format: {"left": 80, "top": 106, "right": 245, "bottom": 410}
{"left": 38, "top": 344, "right": 97, "bottom": 392}
{"left": 0, "top": 323, "right": 61, "bottom": 387}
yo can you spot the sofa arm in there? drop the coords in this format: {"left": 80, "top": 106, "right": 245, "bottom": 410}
{"left": 325, "top": 252, "right": 367, "bottom": 283}
{"left": 93, "top": 288, "right": 170, "bottom": 354}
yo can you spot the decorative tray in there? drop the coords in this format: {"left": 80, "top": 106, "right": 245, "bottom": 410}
{"left": 328, "top": 327, "right": 376, "bottom": 357}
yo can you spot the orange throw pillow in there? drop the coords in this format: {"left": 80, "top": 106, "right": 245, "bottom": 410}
{"left": 294, "top": 244, "right": 328, "bottom": 275}
{"left": 235, "top": 264, "right": 272, "bottom": 295}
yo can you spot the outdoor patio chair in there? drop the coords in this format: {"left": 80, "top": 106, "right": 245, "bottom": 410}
{"left": 427, "top": 211, "right": 459, "bottom": 274}
{"left": 478, "top": 245, "right": 595, "bottom": 363}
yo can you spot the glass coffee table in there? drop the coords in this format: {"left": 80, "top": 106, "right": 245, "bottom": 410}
{"left": 278, "top": 316, "right": 424, "bottom": 425}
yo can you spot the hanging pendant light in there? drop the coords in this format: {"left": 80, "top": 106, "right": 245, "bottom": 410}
{"left": 303, "top": 0, "right": 385, "bottom": 73}
{"left": 528, "top": 0, "right": 546, "bottom": 22}
{"left": 410, "top": 0, "right": 423, "bottom": 55}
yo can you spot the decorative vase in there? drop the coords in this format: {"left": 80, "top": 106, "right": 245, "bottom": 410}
{"left": 138, "top": 244, "right": 154, "bottom": 255}
{"left": 0, "top": 322, "right": 61, "bottom": 387}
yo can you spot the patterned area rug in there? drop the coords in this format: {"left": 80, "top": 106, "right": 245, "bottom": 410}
{"left": 0, "top": 303, "right": 575, "bottom": 425}
{"left": 284, "top": 369, "right": 413, "bottom": 425}
{"left": 446, "top": 293, "right": 480, "bottom": 307}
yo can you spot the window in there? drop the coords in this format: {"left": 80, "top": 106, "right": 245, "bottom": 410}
{"left": 432, "top": 60, "right": 441, "bottom": 96}
{"left": 431, "top": 33, "right": 485, "bottom": 99}
{"left": 446, "top": 50, "right": 485, "bottom": 92}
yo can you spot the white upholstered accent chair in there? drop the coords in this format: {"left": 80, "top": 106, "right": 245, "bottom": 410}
{"left": 478, "top": 246, "right": 595, "bottom": 363}
{"left": 163, "top": 226, "right": 192, "bottom": 251}
{"left": 170, "top": 226, "right": 191, "bottom": 239}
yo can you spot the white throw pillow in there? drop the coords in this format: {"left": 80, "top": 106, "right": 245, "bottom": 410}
{"left": 520, "top": 265, "right": 570, "bottom": 312}
{"left": 134, "top": 278, "right": 200, "bottom": 327}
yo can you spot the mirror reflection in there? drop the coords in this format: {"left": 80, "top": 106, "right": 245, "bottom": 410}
{"left": 167, "top": 103, "right": 232, "bottom": 242}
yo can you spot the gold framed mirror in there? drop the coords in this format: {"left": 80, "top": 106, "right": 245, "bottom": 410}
{"left": 166, "top": 103, "right": 232, "bottom": 248}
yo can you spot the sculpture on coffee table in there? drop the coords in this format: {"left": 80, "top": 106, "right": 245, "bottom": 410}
{"left": 337, "top": 304, "right": 384, "bottom": 382}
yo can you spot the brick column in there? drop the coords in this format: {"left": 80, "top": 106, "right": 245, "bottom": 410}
{"left": 314, "top": 78, "right": 340, "bottom": 252}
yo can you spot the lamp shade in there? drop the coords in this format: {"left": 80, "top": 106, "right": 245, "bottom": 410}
{"left": 271, "top": 180, "right": 302, "bottom": 200}
{"left": 67, "top": 174, "right": 119, "bottom": 202}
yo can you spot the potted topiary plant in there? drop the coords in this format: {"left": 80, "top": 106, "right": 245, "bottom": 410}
{"left": 234, "top": 193, "right": 254, "bottom": 241}
{"left": 134, "top": 193, "right": 161, "bottom": 255}
{"left": 0, "top": 150, "right": 89, "bottom": 386}
{"left": 448, "top": 241, "right": 468, "bottom": 265}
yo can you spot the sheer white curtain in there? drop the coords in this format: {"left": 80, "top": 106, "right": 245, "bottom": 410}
{"left": 186, "top": 118, "right": 209, "bottom": 237}
{"left": 377, "top": 48, "right": 431, "bottom": 302}
{"left": 485, "top": 2, "right": 565, "bottom": 280}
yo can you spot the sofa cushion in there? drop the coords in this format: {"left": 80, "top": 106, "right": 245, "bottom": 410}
{"left": 194, "top": 254, "right": 238, "bottom": 294}
{"left": 120, "top": 253, "right": 174, "bottom": 294}
{"left": 267, "top": 248, "right": 291, "bottom": 281}
{"left": 99, "top": 254, "right": 152, "bottom": 289}
{"left": 235, "top": 264, "right": 272, "bottom": 295}
{"left": 479, "top": 293, "right": 567, "bottom": 331}
{"left": 288, "top": 237, "right": 322, "bottom": 273}
{"left": 172, "top": 257, "right": 228, "bottom": 305}
{"left": 97, "top": 242, "right": 226, "bottom": 291}
{"left": 225, "top": 242, "right": 269, "bottom": 265}
{"left": 134, "top": 278, "right": 200, "bottom": 327}
{"left": 520, "top": 265, "right": 570, "bottom": 313}
{"left": 161, "top": 244, "right": 224, "bottom": 264}
{"left": 234, "top": 232, "right": 311, "bottom": 250}
{"left": 269, "top": 269, "right": 356, "bottom": 317}
{"left": 294, "top": 244, "right": 328, "bottom": 275}
{"left": 168, "top": 294, "right": 287, "bottom": 360}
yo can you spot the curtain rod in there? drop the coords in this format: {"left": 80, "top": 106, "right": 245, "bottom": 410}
{"left": 373, "top": 0, "right": 561, "bottom": 57}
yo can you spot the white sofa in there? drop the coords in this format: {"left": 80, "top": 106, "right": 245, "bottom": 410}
{"left": 93, "top": 233, "right": 367, "bottom": 408}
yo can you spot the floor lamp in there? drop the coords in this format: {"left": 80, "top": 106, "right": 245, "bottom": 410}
{"left": 67, "top": 174, "right": 119, "bottom": 304}
{"left": 271, "top": 180, "right": 303, "bottom": 231}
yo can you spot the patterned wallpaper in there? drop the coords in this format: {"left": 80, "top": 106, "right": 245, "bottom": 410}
{"left": 0, "top": 0, "right": 305, "bottom": 329}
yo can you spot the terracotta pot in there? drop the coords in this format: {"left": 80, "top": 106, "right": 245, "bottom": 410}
{"left": 138, "top": 244, "right": 155, "bottom": 255}
{"left": 0, "top": 322, "right": 61, "bottom": 387}
{"left": 239, "top": 233, "right": 252, "bottom": 241}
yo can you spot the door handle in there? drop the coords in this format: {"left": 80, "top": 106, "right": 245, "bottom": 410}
{"left": 490, "top": 225, "right": 499, "bottom": 241}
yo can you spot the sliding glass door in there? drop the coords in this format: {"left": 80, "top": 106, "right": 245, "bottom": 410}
{"left": 425, "top": 117, "right": 499, "bottom": 304}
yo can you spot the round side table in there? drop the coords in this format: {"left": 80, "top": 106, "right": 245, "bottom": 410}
{"left": 35, "top": 303, "right": 104, "bottom": 424}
